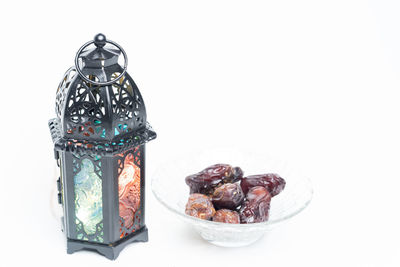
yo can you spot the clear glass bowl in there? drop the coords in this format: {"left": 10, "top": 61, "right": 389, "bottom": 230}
{"left": 151, "top": 148, "right": 313, "bottom": 247}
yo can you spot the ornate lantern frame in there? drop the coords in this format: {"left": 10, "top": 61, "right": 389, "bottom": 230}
{"left": 49, "top": 34, "right": 156, "bottom": 260}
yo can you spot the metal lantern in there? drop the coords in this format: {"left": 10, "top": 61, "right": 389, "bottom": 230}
{"left": 48, "top": 34, "right": 156, "bottom": 259}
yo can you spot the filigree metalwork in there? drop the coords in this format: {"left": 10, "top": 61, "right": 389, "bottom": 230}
{"left": 115, "top": 147, "right": 142, "bottom": 238}
{"left": 58, "top": 71, "right": 147, "bottom": 142}
{"left": 49, "top": 118, "right": 156, "bottom": 155}
{"left": 76, "top": 219, "right": 104, "bottom": 243}
{"left": 56, "top": 67, "right": 77, "bottom": 118}
{"left": 64, "top": 75, "right": 107, "bottom": 139}
{"left": 49, "top": 34, "right": 155, "bottom": 259}
{"left": 110, "top": 72, "right": 146, "bottom": 138}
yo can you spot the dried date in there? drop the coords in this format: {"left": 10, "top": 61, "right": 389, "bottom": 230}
{"left": 185, "top": 193, "right": 216, "bottom": 220}
{"left": 241, "top": 173, "right": 285, "bottom": 197}
{"left": 212, "top": 209, "right": 240, "bottom": 224}
{"left": 185, "top": 164, "right": 244, "bottom": 195}
{"left": 239, "top": 186, "right": 271, "bottom": 223}
{"left": 212, "top": 183, "right": 245, "bottom": 210}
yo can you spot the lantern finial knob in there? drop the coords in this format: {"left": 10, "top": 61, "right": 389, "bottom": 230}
{"left": 75, "top": 34, "right": 128, "bottom": 86}
{"left": 94, "top": 33, "right": 106, "bottom": 48}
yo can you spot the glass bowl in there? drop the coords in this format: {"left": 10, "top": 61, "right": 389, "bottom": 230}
{"left": 151, "top": 148, "right": 313, "bottom": 247}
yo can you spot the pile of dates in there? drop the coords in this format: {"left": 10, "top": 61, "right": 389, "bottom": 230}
{"left": 185, "top": 164, "right": 285, "bottom": 224}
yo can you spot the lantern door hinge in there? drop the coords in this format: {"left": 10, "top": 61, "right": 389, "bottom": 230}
{"left": 57, "top": 193, "right": 62, "bottom": 204}
{"left": 54, "top": 149, "right": 59, "bottom": 160}
{"left": 57, "top": 177, "right": 62, "bottom": 192}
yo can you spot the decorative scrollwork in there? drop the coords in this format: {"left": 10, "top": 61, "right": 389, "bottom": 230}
{"left": 110, "top": 72, "right": 146, "bottom": 138}
{"left": 58, "top": 70, "right": 147, "bottom": 142}
{"left": 56, "top": 68, "right": 76, "bottom": 118}
{"left": 49, "top": 118, "right": 156, "bottom": 155}
{"left": 115, "top": 147, "right": 142, "bottom": 238}
{"left": 64, "top": 75, "right": 107, "bottom": 139}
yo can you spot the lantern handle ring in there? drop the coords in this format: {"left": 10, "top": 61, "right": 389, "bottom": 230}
{"left": 74, "top": 34, "right": 128, "bottom": 86}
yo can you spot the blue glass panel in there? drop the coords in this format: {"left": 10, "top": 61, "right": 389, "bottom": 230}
{"left": 74, "top": 158, "right": 103, "bottom": 235}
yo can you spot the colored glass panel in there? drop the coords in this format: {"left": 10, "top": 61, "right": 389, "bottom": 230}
{"left": 74, "top": 158, "right": 103, "bottom": 235}
{"left": 118, "top": 153, "right": 141, "bottom": 232}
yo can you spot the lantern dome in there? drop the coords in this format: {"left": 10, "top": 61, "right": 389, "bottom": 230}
{"left": 50, "top": 34, "right": 156, "bottom": 154}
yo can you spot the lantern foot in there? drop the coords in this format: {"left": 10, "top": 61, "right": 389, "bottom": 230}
{"left": 66, "top": 226, "right": 148, "bottom": 260}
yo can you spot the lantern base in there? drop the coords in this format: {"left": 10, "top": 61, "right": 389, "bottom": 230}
{"left": 66, "top": 226, "right": 148, "bottom": 260}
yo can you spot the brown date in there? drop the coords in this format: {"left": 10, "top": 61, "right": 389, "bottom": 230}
{"left": 185, "top": 193, "right": 216, "bottom": 220}
{"left": 241, "top": 173, "right": 285, "bottom": 197}
{"left": 212, "top": 209, "right": 240, "bottom": 224}
{"left": 185, "top": 164, "right": 244, "bottom": 195}
{"left": 212, "top": 183, "right": 245, "bottom": 210}
{"left": 239, "top": 186, "right": 271, "bottom": 223}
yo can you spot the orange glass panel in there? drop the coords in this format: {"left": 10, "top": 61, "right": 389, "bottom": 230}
{"left": 118, "top": 153, "right": 141, "bottom": 231}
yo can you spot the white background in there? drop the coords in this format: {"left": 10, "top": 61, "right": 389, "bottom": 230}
{"left": 0, "top": 0, "right": 399, "bottom": 266}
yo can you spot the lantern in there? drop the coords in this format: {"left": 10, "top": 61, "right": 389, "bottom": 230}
{"left": 48, "top": 34, "right": 156, "bottom": 259}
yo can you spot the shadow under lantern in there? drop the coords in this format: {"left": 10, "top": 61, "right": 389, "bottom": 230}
{"left": 48, "top": 34, "right": 156, "bottom": 260}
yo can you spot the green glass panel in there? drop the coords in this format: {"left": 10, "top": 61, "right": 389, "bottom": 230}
{"left": 74, "top": 158, "right": 103, "bottom": 235}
